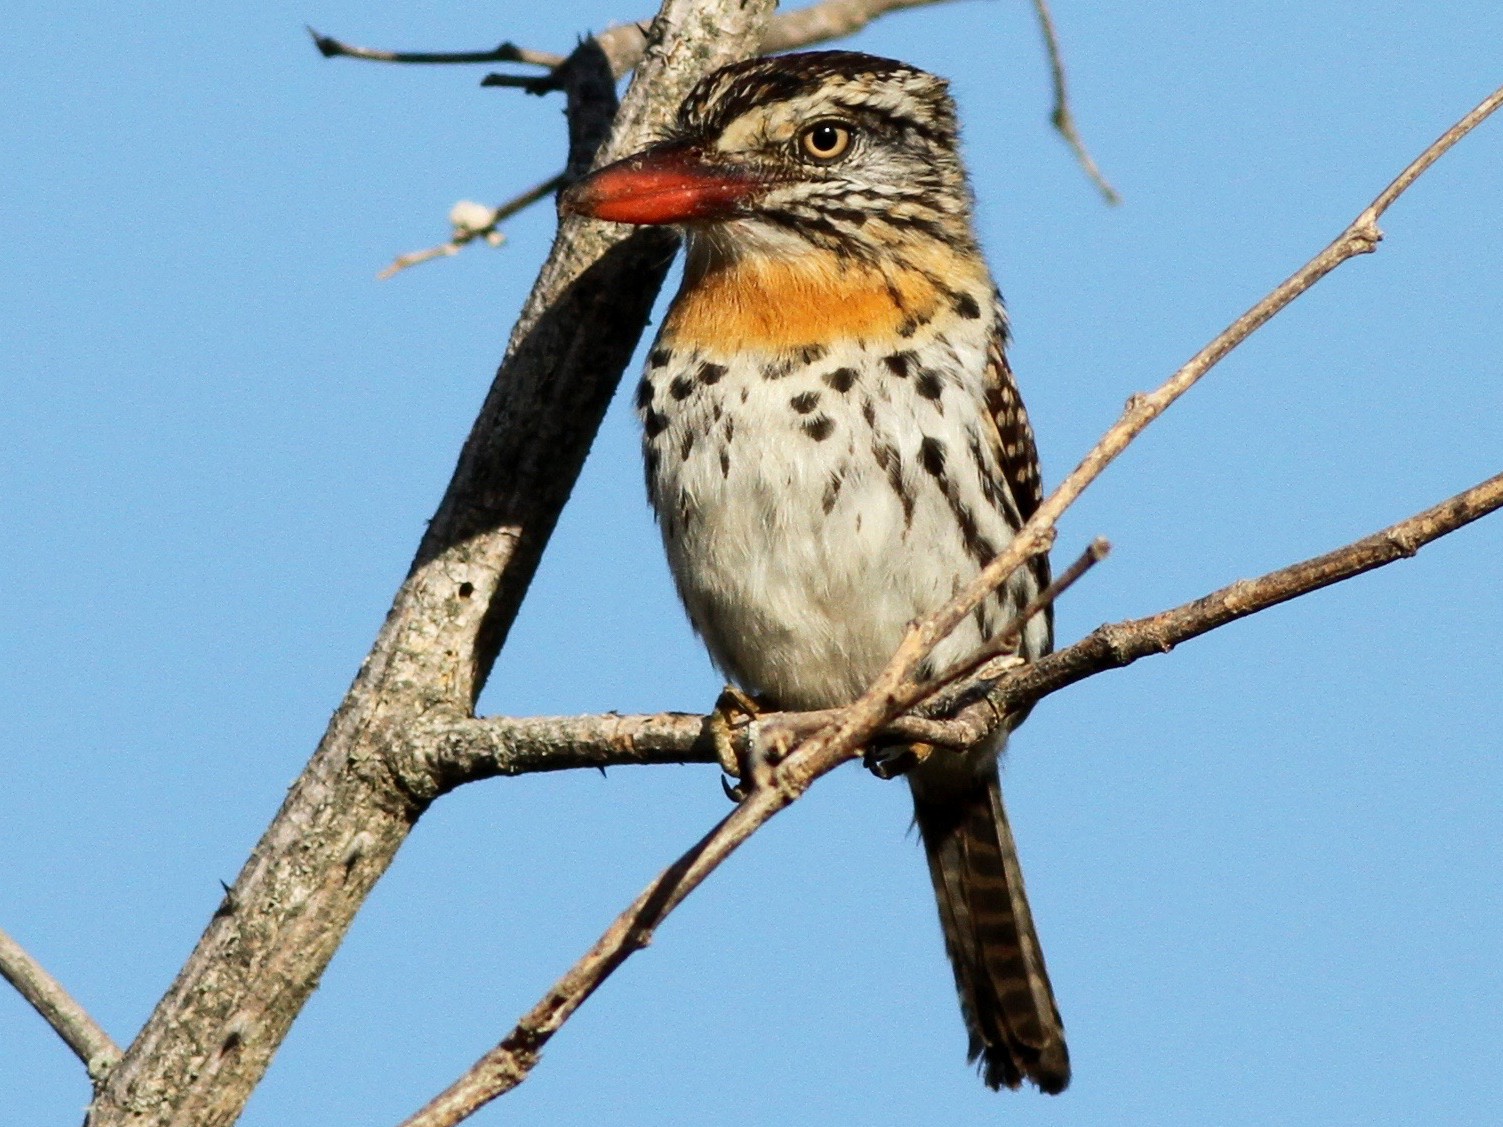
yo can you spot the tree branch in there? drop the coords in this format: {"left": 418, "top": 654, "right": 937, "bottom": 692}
{"left": 84, "top": 3, "right": 776, "bottom": 1124}
{"left": 398, "top": 543, "right": 1090, "bottom": 1127}
{"left": 403, "top": 80, "right": 1503, "bottom": 1127}
{"left": 428, "top": 468, "right": 1503, "bottom": 780}
{"left": 0, "top": 926, "right": 120, "bottom": 1084}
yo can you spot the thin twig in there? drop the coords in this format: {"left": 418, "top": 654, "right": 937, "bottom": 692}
{"left": 378, "top": 174, "right": 566, "bottom": 281}
{"left": 405, "top": 79, "right": 1503, "bottom": 1127}
{"left": 865, "top": 77, "right": 1503, "bottom": 736}
{"left": 983, "top": 468, "right": 1503, "bottom": 722}
{"left": 307, "top": 28, "right": 564, "bottom": 68}
{"left": 931, "top": 536, "right": 1110, "bottom": 691}
{"left": 314, "top": 2, "right": 957, "bottom": 84}
{"left": 0, "top": 925, "right": 120, "bottom": 1083}
{"left": 1028, "top": 0, "right": 1119, "bottom": 204}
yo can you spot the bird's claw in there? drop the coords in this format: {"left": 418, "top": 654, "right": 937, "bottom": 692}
{"left": 708, "top": 684, "right": 764, "bottom": 803}
{"left": 863, "top": 741, "right": 935, "bottom": 781}
{"left": 720, "top": 773, "right": 749, "bottom": 802}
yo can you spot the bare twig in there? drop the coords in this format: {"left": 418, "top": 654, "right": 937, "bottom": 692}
{"left": 307, "top": 28, "right": 564, "bottom": 68}
{"left": 930, "top": 535, "right": 1110, "bottom": 691}
{"left": 869, "top": 77, "right": 1503, "bottom": 729}
{"left": 312, "top": 3, "right": 956, "bottom": 81}
{"left": 984, "top": 468, "right": 1503, "bottom": 722}
{"left": 405, "top": 80, "right": 1503, "bottom": 1127}
{"left": 378, "top": 175, "right": 565, "bottom": 280}
{"left": 0, "top": 926, "right": 120, "bottom": 1084}
{"left": 1028, "top": 0, "right": 1119, "bottom": 204}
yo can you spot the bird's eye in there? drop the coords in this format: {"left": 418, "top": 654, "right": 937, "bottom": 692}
{"left": 799, "top": 121, "right": 853, "bottom": 162}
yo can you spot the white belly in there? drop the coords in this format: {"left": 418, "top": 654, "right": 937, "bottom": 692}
{"left": 640, "top": 332, "right": 1042, "bottom": 711}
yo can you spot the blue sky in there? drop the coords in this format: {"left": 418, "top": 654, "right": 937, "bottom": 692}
{"left": 3, "top": 3, "right": 1500, "bottom": 1125}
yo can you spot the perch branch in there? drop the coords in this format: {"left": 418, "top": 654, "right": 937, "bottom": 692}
{"left": 431, "top": 466, "right": 1502, "bottom": 778}
{"left": 0, "top": 925, "right": 120, "bottom": 1083}
{"left": 403, "top": 79, "right": 1503, "bottom": 1127}
{"left": 398, "top": 555, "right": 1086, "bottom": 1127}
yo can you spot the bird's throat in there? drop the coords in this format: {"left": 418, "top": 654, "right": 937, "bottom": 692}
{"left": 663, "top": 247, "right": 981, "bottom": 354}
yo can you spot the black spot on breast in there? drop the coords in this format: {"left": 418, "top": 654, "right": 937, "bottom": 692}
{"left": 763, "top": 358, "right": 794, "bottom": 380}
{"left": 803, "top": 416, "right": 835, "bottom": 441}
{"left": 797, "top": 344, "right": 826, "bottom": 365}
{"left": 883, "top": 351, "right": 916, "bottom": 378}
{"left": 723, "top": 417, "right": 735, "bottom": 444}
{"left": 824, "top": 367, "right": 857, "bottom": 393}
{"left": 916, "top": 371, "right": 943, "bottom": 400}
{"left": 649, "top": 348, "right": 671, "bottom": 368}
{"left": 862, "top": 398, "right": 877, "bottom": 426}
{"left": 875, "top": 442, "right": 914, "bottom": 528}
{"left": 644, "top": 410, "right": 668, "bottom": 439}
{"left": 635, "top": 377, "right": 653, "bottom": 410}
{"left": 670, "top": 374, "right": 695, "bottom": 400}
{"left": 698, "top": 361, "right": 726, "bottom": 385}
{"left": 954, "top": 292, "right": 982, "bottom": 319}
{"left": 822, "top": 470, "right": 844, "bottom": 514}
{"left": 644, "top": 446, "right": 660, "bottom": 504}
{"left": 919, "top": 435, "right": 946, "bottom": 477}
{"left": 719, "top": 448, "right": 731, "bottom": 477}
{"left": 680, "top": 428, "right": 696, "bottom": 459}
{"left": 897, "top": 317, "right": 924, "bottom": 338}
{"left": 790, "top": 390, "right": 821, "bottom": 414}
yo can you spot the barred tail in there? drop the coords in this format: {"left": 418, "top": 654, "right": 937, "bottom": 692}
{"left": 911, "top": 765, "right": 1070, "bottom": 1094}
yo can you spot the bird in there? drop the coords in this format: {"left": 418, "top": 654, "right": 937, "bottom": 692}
{"left": 562, "top": 50, "right": 1069, "bottom": 1094}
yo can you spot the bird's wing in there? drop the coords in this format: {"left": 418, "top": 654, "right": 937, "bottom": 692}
{"left": 979, "top": 299, "right": 1053, "bottom": 644}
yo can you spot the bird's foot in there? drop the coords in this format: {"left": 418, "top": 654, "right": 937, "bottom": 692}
{"left": 708, "top": 685, "right": 765, "bottom": 802}
{"left": 863, "top": 741, "right": 935, "bottom": 781}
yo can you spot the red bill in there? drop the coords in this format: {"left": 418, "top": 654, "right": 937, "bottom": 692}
{"left": 561, "top": 143, "right": 766, "bottom": 225}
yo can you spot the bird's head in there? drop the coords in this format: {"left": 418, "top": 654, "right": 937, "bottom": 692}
{"left": 561, "top": 51, "right": 978, "bottom": 267}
